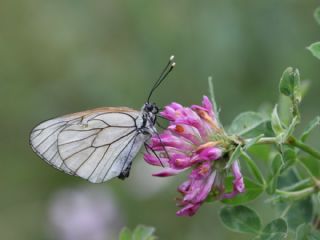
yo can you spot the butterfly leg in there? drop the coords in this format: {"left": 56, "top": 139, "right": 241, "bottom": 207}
{"left": 156, "top": 120, "right": 167, "bottom": 130}
{"left": 144, "top": 142, "right": 165, "bottom": 167}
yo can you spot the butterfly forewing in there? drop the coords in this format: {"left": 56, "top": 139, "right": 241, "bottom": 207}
{"left": 30, "top": 107, "right": 147, "bottom": 183}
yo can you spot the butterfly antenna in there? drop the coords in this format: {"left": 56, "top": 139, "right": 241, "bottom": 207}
{"left": 147, "top": 55, "right": 176, "bottom": 103}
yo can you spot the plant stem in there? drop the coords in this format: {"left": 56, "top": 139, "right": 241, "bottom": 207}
{"left": 208, "top": 77, "right": 221, "bottom": 126}
{"left": 255, "top": 137, "right": 278, "bottom": 144}
{"left": 288, "top": 136, "right": 320, "bottom": 160}
{"left": 276, "top": 187, "right": 315, "bottom": 201}
{"left": 280, "top": 203, "right": 293, "bottom": 218}
{"left": 249, "top": 136, "right": 320, "bottom": 161}
{"left": 281, "top": 178, "right": 313, "bottom": 191}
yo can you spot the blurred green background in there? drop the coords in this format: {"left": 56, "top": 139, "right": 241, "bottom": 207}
{"left": 1, "top": 0, "right": 320, "bottom": 239}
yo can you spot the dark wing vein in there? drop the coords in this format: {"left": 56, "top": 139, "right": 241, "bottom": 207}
{"left": 58, "top": 131, "right": 100, "bottom": 146}
{"left": 92, "top": 112, "right": 137, "bottom": 122}
{"left": 100, "top": 128, "right": 137, "bottom": 146}
{"left": 102, "top": 132, "right": 139, "bottom": 181}
{"left": 75, "top": 148, "right": 97, "bottom": 173}
{"left": 34, "top": 124, "right": 67, "bottom": 149}
{"left": 119, "top": 132, "right": 140, "bottom": 174}
{"left": 32, "top": 120, "right": 67, "bottom": 132}
{"left": 86, "top": 145, "right": 110, "bottom": 180}
{"left": 31, "top": 108, "right": 142, "bottom": 182}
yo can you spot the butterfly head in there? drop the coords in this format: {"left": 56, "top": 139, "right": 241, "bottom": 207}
{"left": 144, "top": 102, "right": 159, "bottom": 115}
{"left": 140, "top": 102, "right": 159, "bottom": 131}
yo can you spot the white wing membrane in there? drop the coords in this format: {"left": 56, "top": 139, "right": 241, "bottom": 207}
{"left": 30, "top": 117, "right": 81, "bottom": 175}
{"left": 30, "top": 107, "right": 147, "bottom": 183}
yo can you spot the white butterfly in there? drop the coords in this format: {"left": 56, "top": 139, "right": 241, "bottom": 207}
{"left": 30, "top": 56, "right": 175, "bottom": 183}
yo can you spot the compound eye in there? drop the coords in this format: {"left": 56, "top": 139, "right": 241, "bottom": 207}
{"left": 152, "top": 106, "right": 159, "bottom": 114}
{"left": 147, "top": 105, "right": 153, "bottom": 111}
{"left": 144, "top": 103, "right": 154, "bottom": 112}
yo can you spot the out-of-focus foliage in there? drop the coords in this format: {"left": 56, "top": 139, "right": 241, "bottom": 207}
{"left": 1, "top": 1, "right": 320, "bottom": 240}
{"left": 307, "top": 7, "right": 320, "bottom": 60}
{"left": 119, "top": 225, "right": 156, "bottom": 240}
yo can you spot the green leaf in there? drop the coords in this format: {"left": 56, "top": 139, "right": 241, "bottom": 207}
{"left": 286, "top": 198, "right": 313, "bottom": 230}
{"left": 296, "top": 223, "right": 320, "bottom": 240}
{"left": 271, "top": 154, "right": 283, "bottom": 174}
{"left": 262, "top": 218, "right": 288, "bottom": 235}
{"left": 296, "top": 224, "right": 309, "bottom": 240}
{"left": 258, "top": 103, "right": 273, "bottom": 119}
{"left": 300, "top": 155, "right": 320, "bottom": 178}
{"left": 248, "top": 144, "right": 272, "bottom": 162}
{"left": 256, "top": 218, "right": 288, "bottom": 240}
{"left": 219, "top": 205, "right": 262, "bottom": 234}
{"left": 279, "top": 67, "right": 301, "bottom": 102}
{"left": 300, "top": 80, "right": 311, "bottom": 99}
{"left": 282, "top": 116, "right": 298, "bottom": 141}
{"left": 119, "top": 227, "right": 132, "bottom": 240}
{"left": 222, "top": 177, "right": 264, "bottom": 205}
{"left": 314, "top": 7, "right": 320, "bottom": 25}
{"left": 278, "top": 168, "right": 299, "bottom": 189}
{"left": 267, "top": 154, "right": 283, "bottom": 194}
{"left": 226, "top": 145, "right": 242, "bottom": 169}
{"left": 228, "top": 112, "right": 269, "bottom": 137}
{"left": 300, "top": 116, "right": 320, "bottom": 142}
{"left": 280, "top": 149, "right": 297, "bottom": 173}
{"left": 271, "top": 105, "right": 285, "bottom": 137}
{"left": 241, "top": 150, "right": 265, "bottom": 185}
{"left": 254, "top": 233, "right": 287, "bottom": 240}
{"left": 132, "top": 225, "right": 156, "bottom": 240}
{"left": 278, "top": 95, "right": 292, "bottom": 125}
{"left": 307, "top": 42, "right": 320, "bottom": 60}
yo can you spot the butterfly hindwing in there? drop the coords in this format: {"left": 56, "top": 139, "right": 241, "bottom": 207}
{"left": 30, "top": 107, "right": 147, "bottom": 182}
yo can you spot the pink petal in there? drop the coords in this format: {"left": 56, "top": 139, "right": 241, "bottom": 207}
{"left": 169, "top": 153, "right": 192, "bottom": 169}
{"left": 196, "top": 147, "right": 222, "bottom": 161}
{"left": 170, "top": 102, "right": 184, "bottom": 110}
{"left": 176, "top": 203, "right": 201, "bottom": 216}
{"left": 168, "top": 124, "right": 202, "bottom": 145}
{"left": 151, "top": 133, "right": 193, "bottom": 151}
{"left": 144, "top": 154, "right": 168, "bottom": 166}
{"left": 152, "top": 168, "right": 186, "bottom": 177}
{"left": 232, "top": 160, "right": 245, "bottom": 193}
{"left": 202, "top": 96, "right": 215, "bottom": 117}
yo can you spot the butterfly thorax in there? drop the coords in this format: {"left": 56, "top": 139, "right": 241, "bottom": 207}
{"left": 138, "top": 102, "right": 158, "bottom": 135}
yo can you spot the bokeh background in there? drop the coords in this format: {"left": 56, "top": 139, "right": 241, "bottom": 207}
{"left": 1, "top": 0, "right": 320, "bottom": 239}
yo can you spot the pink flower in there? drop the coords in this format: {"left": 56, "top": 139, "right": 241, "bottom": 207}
{"left": 144, "top": 96, "right": 245, "bottom": 216}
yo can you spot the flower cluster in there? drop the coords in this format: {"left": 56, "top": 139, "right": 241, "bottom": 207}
{"left": 144, "top": 96, "right": 245, "bottom": 216}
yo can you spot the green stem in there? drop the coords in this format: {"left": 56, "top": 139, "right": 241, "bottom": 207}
{"left": 280, "top": 203, "right": 293, "bottom": 218}
{"left": 255, "top": 137, "right": 278, "bottom": 144}
{"left": 292, "top": 97, "right": 301, "bottom": 123}
{"left": 276, "top": 187, "right": 315, "bottom": 201}
{"left": 281, "top": 178, "right": 313, "bottom": 191}
{"left": 208, "top": 77, "right": 221, "bottom": 126}
{"left": 251, "top": 136, "right": 320, "bottom": 161}
{"left": 288, "top": 136, "right": 320, "bottom": 160}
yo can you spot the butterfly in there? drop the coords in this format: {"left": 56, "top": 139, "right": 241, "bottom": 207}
{"left": 30, "top": 56, "right": 175, "bottom": 183}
